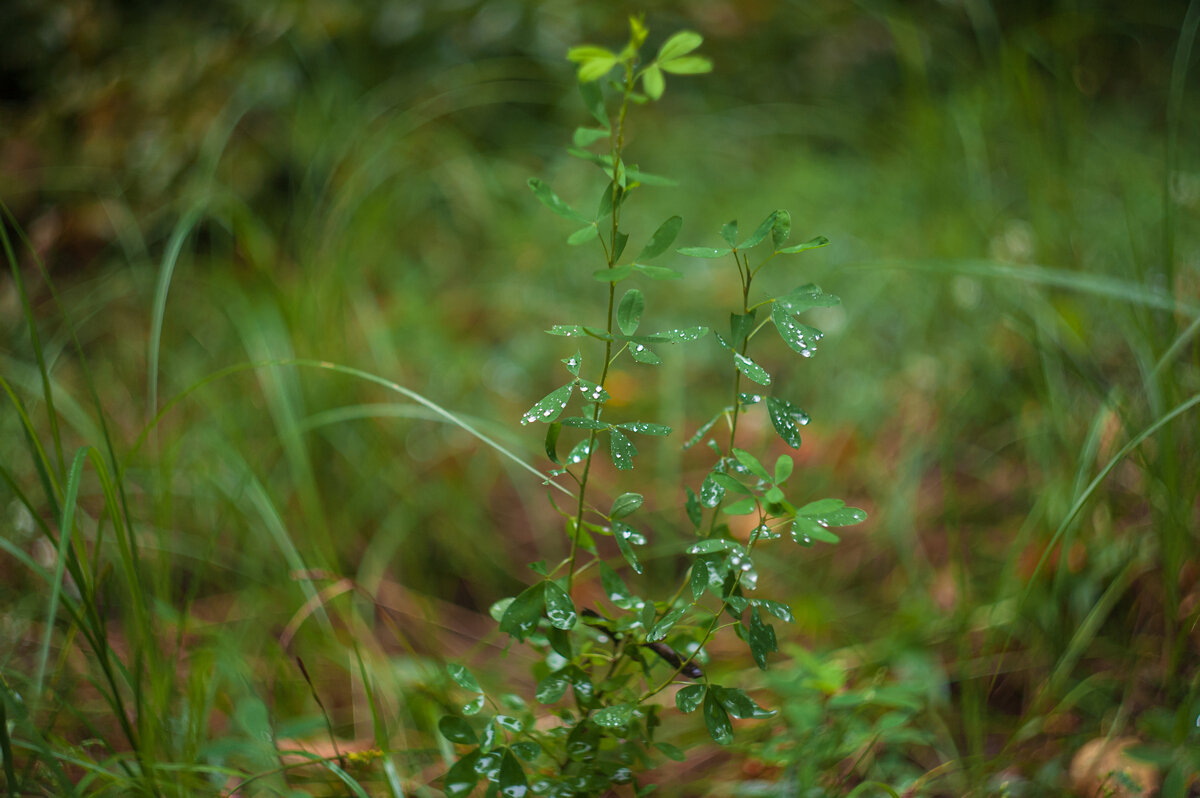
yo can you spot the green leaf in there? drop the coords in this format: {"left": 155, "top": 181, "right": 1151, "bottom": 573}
{"left": 443, "top": 749, "right": 481, "bottom": 797}
{"left": 636, "top": 216, "right": 683, "bottom": 261}
{"left": 511, "top": 742, "right": 541, "bottom": 762}
{"left": 776, "top": 284, "right": 841, "bottom": 314}
{"left": 593, "top": 703, "right": 635, "bottom": 728}
{"left": 774, "top": 455, "right": 794, "bottom": 484}
{"left": 498, "top": 749, "right": 528, "bottom": 798}
{"left": 685, "top": 488, "right": 702, "bottom": 528}
{"left": 543, "top": 580, "right": 578, "bottom": 630}
{"left": 771, "top": 304, "right": 823, "bottom": 357}
{"left": 544, "top": 422, "right": 562, "bottom": 464}
{"left": 699, "top": 472, "right": 725, "bottom": 507}
{"left": 720, "top": 220, "right": 738, "bottom": 247}
{"left": 747, "top": 608, "right": 778, "bottom": 670}
{"left": 754, "top": 599, "right": 794, "bottom": 623}
{"left": 736, "top": 211, "right": 774, "bottom": 249}
{"left": 527, "top": 178, "right": 589, "bottom": 223}
{"left": 685, "top": 412, "right": 723, "bottom": 451}
{"left": 776, "top": 234, "right": 830, "bottom": 255}
{"left": 630, "top": 342, "right": 662, "bottom": 364}
{"left": 463, "top": 695, "right": 486, "bottom": 715}
{"left": 791, "top": 519, "right": 839, "bottom": 545}
{"left": 654, "top": 741, "right": 686, "bottom": 762}
{"left": 572, "top": 126, "right": 609, "bottom": 147}
{"left": 729, "top": 310, "right": 756, "bottom": 348}
{"left": 764, "top": 485, "right": 785, "bottom": 504}
{"left": 646, "top": 605, "right": 687, "bottom": 642}
{"left": 568, "top": 224, "right": 599, "bottom": 245}
{"left": 547, "top": 625, "right": 572, "bottom": 659}
{"left": 677, "top": 246, "right": 732, "bottom": 258}
{"left": 658, "top": 30, "right": 702, "bottom": 62}
{"left": 675, "top": 684, "right": 706, "bottom": 713}
{"left": 686, "top": 538, "right": 745, "bottom": 555}
{"left": 609, "top": 428, "right": 638, "bottom": 470}
{"left": 712, "top": 686, "right": 775, "bottom": 719}
{"left": 617, "top": 289, "right": 645, "bottom": 335}
{"left": 447, "top": 663, "right": 482, "bottom": 693}
{"left": 733, "top": 351, "right": 771, "bottom": 385}
{"left": 710, "top": 472, "right": 751, "bottom": 495}
{"left": 559, "top": 416, "right": 608, "bottom": 430}
{"left": 797, "top": 498, "right": 867, "bottom": 526}
{"left": 732, "top": 448, "right": 770, "bottom": 481}
{"left": 520, "top": 384, "right": 573, "bottom": 426}
{"left": 576, "top": 378, "right": 610, "bottom": 404}
{"left": 599, "top": 561, "right": 637, "bottom": 608}
{"left": 499, "top": 583, "right": 546, "bottom": 641}
{"left": 579, "top": 80, "right": 608, "bottom": 127}
{"left": 617, "top": 421, "right": 671, "bottom": 436}
{"left": 723, "top": 497, "right": 757, "bottom": 515}
{"left": 547, "top": 324, "right": 585, "bottom": 336}
{"left": 771, "top": 210, "right": 791, "bottom": 249}
{"left": 610, "top": 492, "right": 644, "bottom": 519}
{"left": 593, "top": 264, "right": 636, "bottom": 283}
{"left": 703, "top": 690, "right": 733, "bottom": 744}
{"left": 535, "top": 671, "right": 570, "bottom": 704}
{"left": 569, "top": 46, "right": 618, "bottom": 82}
{"left": 660, "top": 55, "right": 712, "bottom": 74}
{"left": 631, "top": 263, "right": 683, "bottom": 280}
{"left": 597, "top": 180, "right": 624, "bottom": 218}
{"left": 495, "top": 715, "right": 523, "bottom": 733}
{"left": 642, "top": 64, "right": 664, "bottom": 99}
{"left": 613, "top": 230, "right": 629, "bottom": 261}
{"left": 651, "top": 326, "right": 709, "bottom": 343}
{"left": 766, "top": 396, "right": 809, "bottom": 449}
{"left": 439, "top": 716, "right": 478, "bottom": 745}
{"left": 613, "top": 521, "right": 643, "bottom": 573}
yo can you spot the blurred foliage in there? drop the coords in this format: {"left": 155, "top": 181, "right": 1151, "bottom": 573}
{"left": 2, "top": 0, "right": 1199, "bottom": 795}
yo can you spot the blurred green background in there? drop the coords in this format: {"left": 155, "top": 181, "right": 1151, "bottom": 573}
{"left": 2, "top": 0, "right": 1198, "bottom": 795}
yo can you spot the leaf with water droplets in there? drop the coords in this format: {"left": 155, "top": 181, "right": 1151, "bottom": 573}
{"left": 495, "top": 715, "right": 524, "bottom": 733}
{"left": 565, "top": 438, "right": 591, "bottom": 464}
{"left": 712, "top": 685, "right": 775, "bottom": 719}
{"left": 703, "top": 690, "right": 733, "bottom": 744}
{"left": 535, "top": 671, "right": 570, "bottom": 704}
{"left": 687, "top": 538, "right": 745, "bottom": 556}
{"left": 747, "top": 608, "right": 778, "bottom": 670}
{"left": 593, "top": 703, "right": 635, "bottom": 728}
{"left": 720, "top": 220, "right": 738, "bottom": 247}
{"left": 543, "top": 580, "right": 577, "bottom": 630}
{"left": 528, "top": 178, "right": 590, "bottom": 224}
{"left": 776, "top": 235, "right": 830, "bottom": 255}
{"left": 740, "top": 210, "right": 779, "bottom": 250}
{"left": 678, "top": 246, "right": 732, "bottom": 259}
{"left": 617, "top": 289, "right": 645, "bottom": 336}
{"left": 723, "top": 497, "right": 757, "bottom": 515}
{"left": 448, "top": 663, "right": 482, "bottom": 693}
{"left": 766, "top": 396, "right": 809, "bottom": 449}
{"left": 732, "top": 448, "right": 770, "bottom": 481}
{"left": 576, "top": 378, "right": 610, "bottom": 404}
{"left": 771, "top": 210, "right": 792, "bottom": 249}
{"left": 498, "top": 749, "right": 528, "bottom": 798}
{"left": 439, "top": 716, "right": 478, "bottom": 745}
{"left": 676, "top": 684, "right": 706, "bottom": 713}
{"left": 559, "top": 416, "right": 608, "bottom": 430}
{"left": 791, "top": 518, "right": 839, "bottom": 545}
{"left": 520, "top": 384, "right": 574, "bottom": 425}
{"left": 733, "top": 351, "right": 771, "bottom": 385}
{"left": 685, "top": 411, "right": 724, "bottom": 451}
{"left": 463, "top": 695, "right": 486, "bottom": 715}
{"left": 652, "top": 326, "right": 708, "bottom": 343}
{"left": 646, "top": 605, "right": 687, "bottom": 642}
{"left": 611, "top": 521, "right": 643, "bottom": 574}
{"left": 609, "top": 428, "right": 638, "bottom": 471}
{"left": 776, "top": 283, "right": 840, "bottom": 314}
{"left": 617, "top": 421, "right": 671, "bottom": 436}
{"left": 599, "top": 561, "right": 637, "bottom": 609}
{"left": 547, "top": 324, "right": 585, "bottom": 336}
{"left": 797, "top": 498, "right": 867, "bottom": 527}
{"left": 628, "top": 341, "right": 662, "bottom": 365}
{"left": 561, "top": 351, "right": 582, "bottom": 376}
{"left": 709, "top": 472, "right": 751, "bottom": 495}
{"left": 499, "top": 582, "right": 545, "bottom": 642}
{"left": 772, "top": 304, "right": 823, "bottom": 358}
{"left": 511, "top": 742, "right": 541, "bottom": 762}
{"left": 699, "top": 472, "right": 725, "bottom": 507}
{"left": 443, "top": 749, "right": 481, "bottom": 797}
{"left": 610, "top": 492, "right": 644, "bottom": 519}
{"left": 754, "top": 599, "right": 794, "bottom": 623}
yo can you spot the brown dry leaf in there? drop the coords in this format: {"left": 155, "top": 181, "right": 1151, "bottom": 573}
{"left": 1068, "top": 737, "right": 1159, "bottom": 797}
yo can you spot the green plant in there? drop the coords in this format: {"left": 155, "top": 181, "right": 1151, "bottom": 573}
{"left": 438, "top": 17, "right": 867, "bottom": 796}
